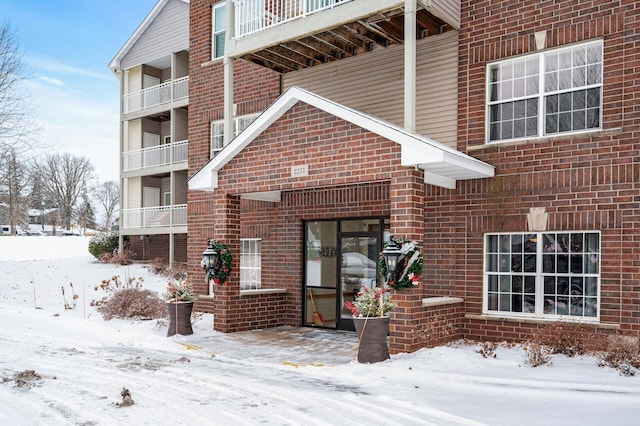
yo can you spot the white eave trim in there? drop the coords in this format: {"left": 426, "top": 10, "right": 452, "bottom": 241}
{"left": 188, "top": 86, "right": 494, "bottom": 192}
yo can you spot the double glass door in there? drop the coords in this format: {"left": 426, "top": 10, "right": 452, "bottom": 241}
{"left": 304, "top": 218, "right": 389, "bottom": 331}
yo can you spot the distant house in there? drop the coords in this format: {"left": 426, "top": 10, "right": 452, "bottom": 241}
{"left": 114, "top": 0, "right": 640, "bottom": 354}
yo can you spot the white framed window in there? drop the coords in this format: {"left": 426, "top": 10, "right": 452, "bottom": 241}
{"left": 210, "top": 113, "right": 260, "bottom": 157}
{"left": 487, "top": 40, "right": 603, "bottom": 142}
{"left": 240, "top": 238, "right": 261, "bottom": 290}
{"left": 212, "top": 3, "right": 226, "bottom": 60}
{"left": 484, "top": 231, "right": 600, "bottom": 320}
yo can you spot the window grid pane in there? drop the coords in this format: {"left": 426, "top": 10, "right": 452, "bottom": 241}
{"left": 485, "top": 231, "right": 599, "bottom": 319}
{"left": 240, "top": 239, "right": 261, "bottom": 290}
{"left": 487, "top": 40, "right": 602, "bottom": 142}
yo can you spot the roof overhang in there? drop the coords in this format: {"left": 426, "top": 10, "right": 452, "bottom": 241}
{"left": 189, "top": 86, "right": 494, "bottom": 192}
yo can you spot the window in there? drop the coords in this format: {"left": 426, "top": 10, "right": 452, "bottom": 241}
{"left": 240, "top": 239, "right": 261, "bottom": 290}
{"left": 210, "top": 113, "right": 260, "bottom": 157}
{"left": 212, "top": 3, "right": 226, "bottom": 59}
{"left": 487, "top": 40, "right": 603, "bottom": 142}
{"left": 484, "top": 232, "right": 600, "bottom": 319}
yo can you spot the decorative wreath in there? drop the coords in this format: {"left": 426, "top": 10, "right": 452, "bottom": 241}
{"left": 201, "top": 241, "right": 233, "bottom": 285}
{"left": 378, "top": 238, "right": 424, "bottom": 290}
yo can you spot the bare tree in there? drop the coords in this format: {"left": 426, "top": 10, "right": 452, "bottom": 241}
{"left": 36, "top": 153, "right": 94, "bottom": 229}
{"left": 0, "top": 147, "right": 29, "bottom": 233}
{"left": 93, "top": 180, "right": 119, "bottom": 231}
{"left": 0, "top": 23, "right": 39, "bottom": 158}
{"left": 75, "top": 192, "right": 96, "bottom": 234}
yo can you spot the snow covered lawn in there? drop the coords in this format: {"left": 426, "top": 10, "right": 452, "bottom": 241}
{"left": 0, "top": 236, "right": 638, "bottom": 425}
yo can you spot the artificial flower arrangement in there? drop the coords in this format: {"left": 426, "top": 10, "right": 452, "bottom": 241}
{"left": 200, "top": 240, "right": 233, "bottom": 285}
{"left": 165, "top": 279, "right": 196, "bottom": 302}
{"left": 344, "top": 285, "right": 397, "bottom": 318}
{"left": 377, "top": 238, "right": 424, "bottom": 290}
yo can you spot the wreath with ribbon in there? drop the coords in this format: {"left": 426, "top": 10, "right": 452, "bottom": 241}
{"left": 201, "top": 241, "right": 233, "bottom": 285}
{"left": 378, "top": 238, "right": 424, "bottom": 290}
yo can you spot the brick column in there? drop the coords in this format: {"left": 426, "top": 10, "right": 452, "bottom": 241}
{"left": 211, "top": 193, "right": 241, "bottom": 333}
{"left": 388, "top": 167, "right": 425, "bottom": 354}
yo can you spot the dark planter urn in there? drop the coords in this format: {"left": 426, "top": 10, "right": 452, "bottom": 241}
{"left": 166, "top": 301, "right": 194, "bottom": 336}
{"left": 353, "top": 316, "right": 390, "bottom": 363}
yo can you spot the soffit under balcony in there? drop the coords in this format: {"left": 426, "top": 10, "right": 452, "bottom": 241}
{"left": 239, "top": 7, "right": 453, "bottom": 74}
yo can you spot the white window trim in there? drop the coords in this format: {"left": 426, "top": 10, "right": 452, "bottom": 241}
{"left": 483, "top": 231, "right": 600, "bottom": 322}
{"left": 240, "top": 238, "right": 262, "bottom": 291}
{"left": 212, "top": 3, "right": 226, "bottom": 60}
{"left": 210, "top": 112, "right": 261, "bottom": 157}
{"left": 485, "top": 40, "right": 603, "bottom": 144}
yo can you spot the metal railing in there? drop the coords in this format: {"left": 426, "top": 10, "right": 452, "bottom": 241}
{"left": 122, "top": 140, "right": 188, "bottom": 172}
{"left": 235, "top": 0, "right": 352, "bottom": 38}
{"left": 122, "top": 76, "right": 189, "bottom": 114}
{"left": 121, "top": 204, "right": 187, "bottom": 229}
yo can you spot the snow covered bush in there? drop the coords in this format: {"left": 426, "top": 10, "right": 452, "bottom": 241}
{"left": 88, "top": 231, "right": 119, "bottom": 259}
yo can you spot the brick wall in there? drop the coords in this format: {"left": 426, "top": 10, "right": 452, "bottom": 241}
{"left": 445, "top": 0, "right": 640, "bottom": 341}
{"left": 188, "top": 0, "right": 281, "bottom": 177}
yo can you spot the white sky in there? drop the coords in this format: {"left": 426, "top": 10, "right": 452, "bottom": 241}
{"left": 0, "top": 237, "right": 638, "bottom": 425}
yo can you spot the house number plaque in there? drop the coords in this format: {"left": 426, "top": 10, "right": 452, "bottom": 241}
{"left": 291, "top": 164, "right": 308, "bottom": 177}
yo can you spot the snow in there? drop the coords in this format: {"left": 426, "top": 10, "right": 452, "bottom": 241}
{"left": 0, "top": 236, "right": 638, "bottom": 425}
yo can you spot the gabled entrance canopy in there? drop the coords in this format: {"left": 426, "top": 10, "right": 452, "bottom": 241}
{"left": 189, "top": 87, "right": 494, "bottom": 195}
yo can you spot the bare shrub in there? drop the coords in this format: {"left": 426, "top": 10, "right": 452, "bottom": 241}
{"left": 596, "top": 336, "right": 640, "bottom": 376}
{"left": 524, "top": 341, "right": 553, "bottom": 367}
{"left": 98, "top": 288, "right": 166, "bottom": 320}
{"left": 532, "top": 322, "right": 597, "bottom": 357}
{"left": 92, "top": 275, "right": 165, "bottom": 320}
{"left": 99, "top": 249, "right": 136, "bottom": 265}
{"left": 61, "top": 283, "right": 78, "bottom": 310}
{"left": 477, "top": 341, "right": 498, "bottom": 358}
{"left": 148, "top": 258, "right": 188, "bottom": 280}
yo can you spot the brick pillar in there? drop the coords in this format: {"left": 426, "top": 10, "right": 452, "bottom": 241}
{"left": 388, "top": 167, "right": 425, "bottom": 354}
{"left": 211, "top": 193, "right": 241, "bottom": 333}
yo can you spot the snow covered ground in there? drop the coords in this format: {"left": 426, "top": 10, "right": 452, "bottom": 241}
{"left": 0, "top": 236, "right": 638, "bottom": 425}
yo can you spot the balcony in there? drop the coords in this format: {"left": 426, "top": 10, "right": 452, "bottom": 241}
{"left": 231, "top": 0, "right": 459, "bottom": 73}
{"left": 122, "top": 140, "right": 188, "bottom": 172}
{"left": 121, "top": 205, "right": 187, "bottom": 230}
{"left": 122, "top": 76, "right": 188, "bottom": 114}
{"left": 235, "top": 0, "right": 353, "bottom": 37}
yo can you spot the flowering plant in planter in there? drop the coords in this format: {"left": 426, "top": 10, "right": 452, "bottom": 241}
{"left": 164, "top": 279, "right": 196, "bottom": 302}
{"left": 344, "top": 285, "right": 397, "bottom": 318}
{"left": 378, "top": 238, "right": 424, "bottom": 290}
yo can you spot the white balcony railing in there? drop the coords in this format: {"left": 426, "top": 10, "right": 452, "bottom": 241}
{"left": 121, "top": 204, "right": 187, "bottom": 229}
{"left": 122, "top": 140, "right": 188, "bottom": 172}
{"left": 235, "top": 0, "right": 352, "bottom": 38}
{"left": 123, "top": 76, "right": 189, "bottom": 114}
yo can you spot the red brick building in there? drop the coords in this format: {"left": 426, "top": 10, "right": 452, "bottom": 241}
{"left": 184, "top": 0, "right": 640, "bottom": 353}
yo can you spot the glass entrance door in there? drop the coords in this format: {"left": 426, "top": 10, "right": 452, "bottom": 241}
{"left": 337, "top": 235, "right": 379, "bottom": 330}
{"left": 304, "top": 218, "right": 389, "bottom": 331}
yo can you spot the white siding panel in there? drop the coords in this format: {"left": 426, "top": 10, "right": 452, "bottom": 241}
{"left": 120, "top": 0, "right": 189, "bottom": 70}
{"left": 282, "top": 31, "right": 459, "bottom": 147}
{"left": 127, "top": 177, "right": 142, "bottom": 209}
{"left": 126, "top": 120, "right": 142, "bottom": 152}
{"left": 424, "top": 0, "right": 461, "bottom": 29}
{"left": 126, "top": 66, "right": 142, "bottom": 94}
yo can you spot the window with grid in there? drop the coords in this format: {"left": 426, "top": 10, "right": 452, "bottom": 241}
{"left": 484, "top": 232, "right": 600, "bottom": 319}
{"left": 212, "top": 3, "right": 226, "bottom": 60}
{"left": 487, "top": 40, "right": 602, "bottom": 142}
{"left": 240, "top": 239, "right": 261, "bottom": 290}
{"left": 210, "top": 113, "right": 260, "bottom": 157}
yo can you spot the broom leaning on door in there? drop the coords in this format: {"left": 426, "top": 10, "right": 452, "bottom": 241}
{"left": 307, "top": 288, "right": 325, "bottom": 326}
